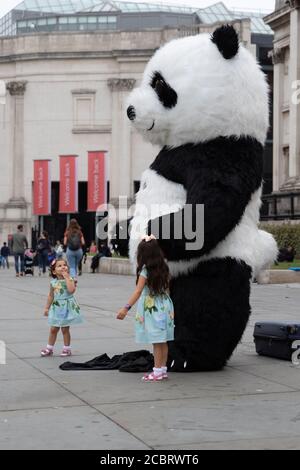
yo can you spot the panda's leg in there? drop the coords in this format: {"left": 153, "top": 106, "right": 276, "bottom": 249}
{"left": 168, "top": 258, "right": 252, "bottom": 372}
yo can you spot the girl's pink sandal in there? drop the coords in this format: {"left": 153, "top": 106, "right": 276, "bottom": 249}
{"left": 60, "top": 349, "right": 72, "bottom": 357}
{"left": 142, "top": 372, "right": 164, "bottom": 382}
{"left": 40, "top": 348, "right": 53, "bottom": 357}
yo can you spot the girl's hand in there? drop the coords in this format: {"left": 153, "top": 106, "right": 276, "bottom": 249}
{"left": 44, "top": 308, "right": 49, "bottom": 317}
{"left": 117, "top": 308, "right": 128, "bottom": 320}
{"left": 62, "top": 270, "right": 71, "bottom": 280}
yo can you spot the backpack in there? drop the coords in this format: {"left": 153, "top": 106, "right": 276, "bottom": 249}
{"left": 67, "top": 232, "right": 81, "bottom": 251}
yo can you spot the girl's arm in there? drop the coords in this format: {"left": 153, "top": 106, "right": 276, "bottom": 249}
{"left": 117, "top": 275, "right": 146, "bottom": 320}
{"left": 44, "top": 286, "right": 54, "bottom": 316}
{"left": 62, "top": 271, "right": 76, "bottom": 294}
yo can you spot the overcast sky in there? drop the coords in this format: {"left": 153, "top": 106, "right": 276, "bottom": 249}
{"left": 0, "top": 0, "right": 276, "bottom": 20}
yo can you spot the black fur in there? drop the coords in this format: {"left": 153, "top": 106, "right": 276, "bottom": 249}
{"left": 168, "top": 258, "right": 252, "bottom": 371}
{"left": 149, "top": 136, "right": 263, "bottom": 261}
{"left": 150, "top": 71, "right": 178, "bottom": 109}
{"left": 211, "top": 25, "right": 239, "bottom": 60}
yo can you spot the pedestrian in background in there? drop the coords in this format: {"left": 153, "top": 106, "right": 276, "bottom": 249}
{"left": 54, "top": 240, "right": 64, "bottom": 260}
{"left": 37, "top": 231, "right": 51, "bottom": 276}
{"left": 0, "top": 242, "right": 10, "bottom": 269}
{"left": 64, "top": 219, "right": 85, "bottom": 280}
{"left": 11, "top": 225, "right": 28, "bottom": 277}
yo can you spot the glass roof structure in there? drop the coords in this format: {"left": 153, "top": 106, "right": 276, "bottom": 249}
{"left": 196, "top": 3, "right": 273, "bottom": 35}
{"left": 6, "top": 0, "right": 196, "bottom": 14}
{"left": 231, "top": 9, "right": 273, "bottom": 35}
{"left": 0, "top": 1, "right": 273, "bottom": 36}
{"left": 82, "top": 1, "right": 195, "bottom": 13}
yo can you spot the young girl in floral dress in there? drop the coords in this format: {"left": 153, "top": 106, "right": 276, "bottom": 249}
{"left": 117, "top": 235, "right": 175, "bottom": 382}
{"left": 41, "top": 259, "right": 83, "bottom": 357}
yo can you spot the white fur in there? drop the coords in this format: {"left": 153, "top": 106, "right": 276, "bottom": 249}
{"left": 130, "top": 170, "right": 278, "bottom": 278}
{"left": 129, "top": 169, "right": 186, "bottom": 260}
{"left": 127, "top": 33, "right": 269, "bottom": 147}
{"left": 128, "top": 31, "right": 277, "bottom": 277}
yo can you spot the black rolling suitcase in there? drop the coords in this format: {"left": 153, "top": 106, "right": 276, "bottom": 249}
{"left": 254, "top": 322, "right": 300, "bottom": 361}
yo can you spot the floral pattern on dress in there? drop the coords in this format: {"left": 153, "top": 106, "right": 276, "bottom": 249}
{"left": 134, "top": 266, "right": 175, "bottom": 344}
{"left": 47, "top": 278, "right": 83, "bottom": 327}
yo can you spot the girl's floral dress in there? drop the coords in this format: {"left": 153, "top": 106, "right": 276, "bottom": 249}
{"left": 135, "top": 267, "right": 174, "bottom": 344}
{"left": 48, "top": 278, "right": 83, "bottom": 327}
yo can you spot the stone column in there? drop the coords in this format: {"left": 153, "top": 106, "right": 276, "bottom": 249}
{"left": 6, "top": 81, "right": 27, "bottom": 205}
{"left": 107, "top": 78, "right": 136, "bottom": 213}
{"left": 272, "top": 49, "right": 285, "bottom": 191}
{"left": 288, "top": 5, "right": 300, "bottom": 188}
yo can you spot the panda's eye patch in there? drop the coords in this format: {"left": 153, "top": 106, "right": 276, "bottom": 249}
{"left": 150, "top": 72, "right": 177, "bottom": 109}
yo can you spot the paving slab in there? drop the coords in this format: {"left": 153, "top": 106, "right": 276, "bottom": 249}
{"left": 0, "top": 406, "right": 149, "bottom": 450}
{"left": 96, "top": 392, "right": 300, "bottom": 449}
{"left": 0, "top": 269, "right": 300, "bottom": 450}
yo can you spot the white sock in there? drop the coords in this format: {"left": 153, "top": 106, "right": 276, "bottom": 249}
{"left": 47, "top": 344, "right": 54, "bottom": 350}
{"left": 153, "top": 367, "right": 162, "bottom": 376}
{"left": 64, "top": 345, "right": 71, "bottom": 350}
{"left": 162, "top": 366, "right": 167, "bottom": 374}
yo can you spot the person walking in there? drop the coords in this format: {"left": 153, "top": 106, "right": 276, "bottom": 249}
{"left": 11, "top": 225, "right": 28, "bottom": 277}
{"left": 36, "top": 231, "right": 51, "bottom": 276}
{"left": 0, "top": 242, "right": 10, "bottom": 269}
{"left": 64, "top": 219, "right": 85, "bottom": 280}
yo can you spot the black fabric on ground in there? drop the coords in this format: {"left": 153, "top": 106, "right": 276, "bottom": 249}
{"left": 59, "top": 350, "right": 153, "bottom": 372}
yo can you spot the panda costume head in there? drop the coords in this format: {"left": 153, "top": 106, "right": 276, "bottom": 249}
{"left": 125, "top": 26, "right": 277, "bottom": 371}
{"left": 127, "top": 25, "right": 268, "bottom": 148}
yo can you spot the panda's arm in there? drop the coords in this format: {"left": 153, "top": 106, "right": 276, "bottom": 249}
{"left": 148, "top": 159, "right": 262, "bottom": 261}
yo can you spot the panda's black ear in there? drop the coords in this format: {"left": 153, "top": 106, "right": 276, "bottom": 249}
{"left": 211, "top": 25, "right": 239, "bottom": 60}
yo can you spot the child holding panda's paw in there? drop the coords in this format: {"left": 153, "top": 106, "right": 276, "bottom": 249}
{"left": 117, "top": 235, "right": 174, "bottom": 382}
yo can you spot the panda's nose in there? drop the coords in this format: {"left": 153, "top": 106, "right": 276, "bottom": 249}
{"left": 127, "top": 105, "right": 136, "bottom": 121}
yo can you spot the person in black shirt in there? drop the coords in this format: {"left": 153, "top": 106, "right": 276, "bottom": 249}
{"left": 36, "top": 231, "right": 51, "bottom": 276}
{"left": 1, "top": 242, "right": 10, "bottom": 269}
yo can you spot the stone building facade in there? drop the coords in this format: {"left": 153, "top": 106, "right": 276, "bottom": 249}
{"left": 264, "top": 0, "right": 300, "bottom": 219}
{"left": 0, "top": 1, "right": 274, "bottom": 244}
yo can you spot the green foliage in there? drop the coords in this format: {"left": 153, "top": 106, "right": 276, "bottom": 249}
{"left": 272, "top": 260, "right": 300, "bottom": 270}
{"left": 260, "top": 223, "right": 300, "bottom": 255}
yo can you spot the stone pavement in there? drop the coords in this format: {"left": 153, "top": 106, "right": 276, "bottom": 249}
{"left": 0, "top": 268, "right": 300, "bottom": 450}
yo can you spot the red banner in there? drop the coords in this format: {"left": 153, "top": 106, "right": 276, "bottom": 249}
{"left": 59, "top": 155, "right": 78, "bottom": 213}
{"left": 88, "top": 151, "right": 106, "bottom": 212}
{"left": 33, "top": 160, "right": 51, "bottom": 215}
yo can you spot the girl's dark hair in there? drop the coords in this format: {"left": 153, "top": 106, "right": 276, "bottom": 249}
{"left": 50, "top": 259, "right": 69, "bottom": 279}
{"left": 136, "top": 240, "right": 169, "bottom": 295}
{"left": 42, "top": 230, "right": 48, "bottom": 239}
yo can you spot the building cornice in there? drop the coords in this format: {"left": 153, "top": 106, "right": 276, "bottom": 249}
{"left": 0, "top": 29, "right": 174, "bottom": 61}
{"left": 264, "top": 5, "right": 291, "bottom": 27}
{"left": 0, "top": 49, "right": 155, "bottom": 64}
{"left": 265, "top": 0, "right": 300, "bottom": 27}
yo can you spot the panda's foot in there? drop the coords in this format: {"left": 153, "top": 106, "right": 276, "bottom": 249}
{"left": 168, "top": 357, "right": 226, "bottom": 372}
{"left": 167, "top": 342, "right": 227, "bottom": 372}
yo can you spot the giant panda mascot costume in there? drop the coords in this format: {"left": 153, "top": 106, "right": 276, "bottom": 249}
{"left": 126, "top": 25, "right": 278, "bottom": 372}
